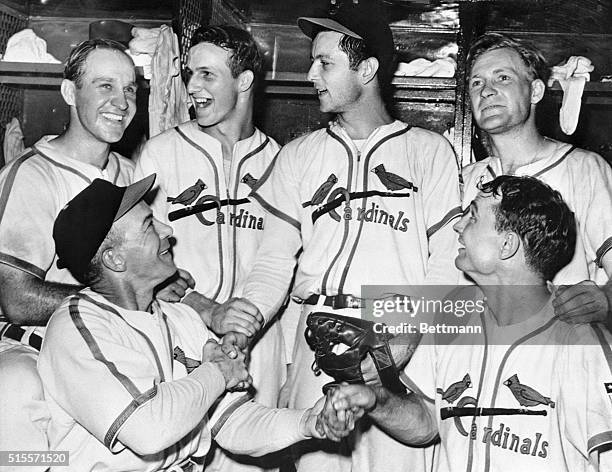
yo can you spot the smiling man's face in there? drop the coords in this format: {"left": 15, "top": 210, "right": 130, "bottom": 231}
{"left": 307, "top": 31, "right": 364, "bottom": 114}
{"left": 186, "top": 42, "right": 243, "bottom": 130}
{"left": 469, "top": 47, "right": 537, "bottom": 135}
{"left": 114, "top": 201, "right": 176, "bottom": 288}
{"left": 72, "top": 48, "right": 137, "bottom": 144}
{"left": 453, "top": 193, "right": 505, "bottom": 279}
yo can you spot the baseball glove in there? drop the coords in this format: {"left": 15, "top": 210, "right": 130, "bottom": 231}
{"left": 305, "top": 312, "right": 405, "bottom": 394}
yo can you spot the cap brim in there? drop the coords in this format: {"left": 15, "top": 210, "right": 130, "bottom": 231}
{"left": 297, "top": 17, "right": 363, "bottom": 40}
{"left": 115, "top": 173, "right": 156, "bottom": 221}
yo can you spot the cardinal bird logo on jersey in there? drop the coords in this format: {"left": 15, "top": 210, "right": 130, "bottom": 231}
{"left": 302, "top": 174, "right": 338, "bottom": 208}
{"left": 167, "top": 179, "right": 207, "bottom": 206}
{"left": 437, "top": 374, "right": 472, "bottom": 404}
{"left": 371, "top": 164, "right": 418, "bottom": 191}
{"left": 504, "top": 374, "right": 555, "bottom": 408}
{"left": 173, "top": 346, "right": 201, "bottom": 373}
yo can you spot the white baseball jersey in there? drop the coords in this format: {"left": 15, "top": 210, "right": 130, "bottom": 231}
{"left": 243, "top": 120, "right": 462, "bottom": 472}
{"left": 0, "top": 137, "right": 135, "bottom": 462}
{"left": 244, "top": 120, "right": 463, "bottom": 317}
{"left": 38, "top": 289, "right": 313, "bottom": 472}
{"left": 0, "top": 136, "right": 134, "bottom": 291}
{"left": 404, "top": 297, "right": 612, "bottom": 472}
{"left": 134, "top": 122, "right": 286, "bottom": 472}
{"left": 134, "top": 121, "right": 280, "bottom": 301}
{"left": 0, "top": 340, "right": 49, "bottom": 472}
{"left": 462, "top": 139, "right": 612, "bottom": 285}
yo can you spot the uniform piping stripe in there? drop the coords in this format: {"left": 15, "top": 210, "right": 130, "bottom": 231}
{"left": 400, "top": 371, "right": 434, "bottom": 404}
{"left": 33, "top": 145, "right": 93, "bottom": 184}
{"left": 249, "top": 149, "right": 279, "bottom": 194}
{"left": 0, "top": 252, "right": 45, "bottom": 279}
{"left": 161, "top": 311, "right": 174, "bottom": 375}
{"left": 338, "top": 126, "right": 411, "bottom": 293}
{"left": 486, "top": 164, "right": 496, "bottom": 179}
{"left": 211, "top": 393, "right": 253, "bottom": 438}
{"left": 595, "top": 236, "right": 612, "bottom": 268}
{"left": 466, "top": 312, "right": 489, "bottom": 472}
{"left": 111, "top": 153, "right": 121, "bottom": 184}
{"left": 175, "top": 126, "right": 225, "bottom": 300}
{"left": 68, "top": 297, "right": 142, "bottom": 398}
{"left": 322, "top": 128, "right": 354, "bottom": 295}
{"left": 532, "top": 146, "right": 575, "bottom": 178}
{"left": 587, "top": 430, "right": 612, "bottom": 453}
{"left": 0, "top": 150, "right": 36, "bottom": 222}
{"left": 104, "top": 386, "right": 158, "bottom": 448}
{"left": 79, "top": 293, "right": 167, "bottom": 382}
{"left": 230, "top": 137, "right": 270, "bottom": 297}
{"left": 250, "top": 191, "right": 300, "bottom": 230}
{"left": 426, "top": 206, "right": 463, "bottom": 239}
{"left": 591, "top": 323, "right": 612, "bottom": 376}
{"left": 483, "top": 316, "right": 557, "bottom": 472}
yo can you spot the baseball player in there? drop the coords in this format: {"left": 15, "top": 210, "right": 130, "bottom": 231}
{"left": 241, "top": 1, "right": 462, "bottom": 471}
{"left": 461, "top": 33, "right": 612, "bottom": 328}
{"left": 38, "top": 176, "right": 328, "bottom": 472}
{"left": 133, "top": 25, "right": 286, "bottom": 472}
{"left": 326, "top": 176, "right": 612, "bottom": 472}
{"left": 0, "top": 39, "right": 143, "bottom": 465}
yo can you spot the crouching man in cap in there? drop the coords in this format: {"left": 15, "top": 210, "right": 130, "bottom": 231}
{"left": 37, "top": 175, "right": 328, "bottom": 472}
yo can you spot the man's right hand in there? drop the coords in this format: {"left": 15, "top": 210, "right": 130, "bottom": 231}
{"left": 361, "top": 333, "right": 420, "bottom": 385}
{"left": 210, "top": 298, "right": 264, "bottom": 338}
{"left": 202, "top": 339, "right": 251, "bottom": 390}
{"left": 316, "top": 385, "right": 372, "bottom": 441}
{"left": 155, "top": 268, "right": 195, "bottom": 302}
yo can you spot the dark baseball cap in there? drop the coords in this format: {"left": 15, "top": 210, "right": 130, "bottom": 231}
{"left": 298, "top": 0, "right": 395, "bottom": 81}
{"left": 53, "top": 174, "right": 156, "bottom": 279}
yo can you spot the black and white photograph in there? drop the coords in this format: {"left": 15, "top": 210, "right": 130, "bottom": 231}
{"left": 0, "top": 0, "right": 611, "bottom": 470}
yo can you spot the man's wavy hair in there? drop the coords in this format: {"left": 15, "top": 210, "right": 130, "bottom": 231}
{"left": 478, "top": 175, "right": 576, "bottom": 281}
{"left": 190, "top": 25, "right": 263, "bottom": 79}
{"left": 466, "top": 32, "right": 549, "bottom": 84}
{"left": 64, "top": 38, "right": 131, "bottom": 88}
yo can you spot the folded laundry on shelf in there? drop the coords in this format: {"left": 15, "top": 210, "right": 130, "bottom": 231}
{"left": 395, "top": 57, "right": 456, "bottom": 78}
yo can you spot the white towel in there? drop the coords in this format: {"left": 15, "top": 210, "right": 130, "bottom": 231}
{"left": 548, "top": 56, "right": 594, "bottom": 135}
{"left": 1, "top": 29, "right": 59, "bottom": 63}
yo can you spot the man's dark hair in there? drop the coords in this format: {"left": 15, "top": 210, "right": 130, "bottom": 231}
{"left": 75, "top": 228, "right": 124, "bottom": 287}
{"left": 467, "top": 32, "right": 549, "bottom": 84}
{"left": 333, "top": 32, "right": 394, "bottom": 106}
{"left": 478, "top": 175, "right": 576, "bottom": 281}
{"left": 190, "top": 25, "right": 263, "bottom": 78}
{"left": 64, "top": 38, "right": 132, "bottom": 88}
{"left": 338, "top": 34, "right": 371, "bottom": 73}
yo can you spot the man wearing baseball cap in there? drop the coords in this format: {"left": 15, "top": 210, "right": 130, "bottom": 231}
{"left": 37, "top": 176, "right": 329, "bottom": 471}
{"left": 0, "top": 38, "right": 141, "bottom": 462}
{"left": 241, "top": 0, "right": 462, "bottom": 471}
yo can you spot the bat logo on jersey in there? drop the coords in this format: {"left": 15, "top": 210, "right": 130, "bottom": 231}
{"left": 605, "top": 382, "right": 612, "bottom": 395}
{"left": 504, "top": 374, "right": 555, "bottom": 408}
{"left": 437, "top": 373, "right": 471, "bottom": 403}
{"left": 371, "top": 164, "right": 418, "bottom": 192}
{"left": 166, "top": 174, "right": 264, "bottom": 230}
{"left": 173, "top": 346, "right": 201, "bottom": 373}
{"left": 167, "top": 179, "right": 208, "bottom": 206}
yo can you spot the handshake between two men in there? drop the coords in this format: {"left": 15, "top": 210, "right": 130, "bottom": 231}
{"left": 211, "top": 310, "right": 419, "bottom": 443}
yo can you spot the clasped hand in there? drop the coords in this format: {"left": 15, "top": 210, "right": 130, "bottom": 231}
{"left": 308, "top": 384, "right": 377, "bottom": 441}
